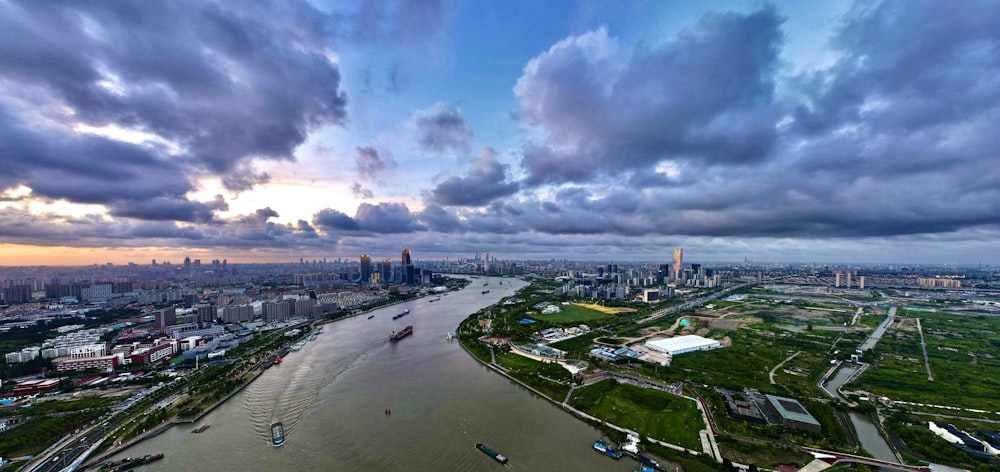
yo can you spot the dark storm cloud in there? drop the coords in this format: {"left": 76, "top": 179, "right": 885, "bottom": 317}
{"left": 416, "top": 203, "right": 465, "bottom": 233}
{"left": 313, "top": 208, "right": 361, "bottom": 231}
{"left": 109, "top": 195, "right": 228, "bottom": 223}
{"left": 515, "top": 8, "right": 784, "bottom": 185}
{"left": 414, "top": 104, "right": 473, "bottom": 154}
{"left": 0, "top": 104, "right": 204, "bottom": 215}
{"left": 239, "top": 208, "right": 280, "bottom": 225}
{"left": 500, "top": 1, "right": 1000, "bottom": 244}
{"left": 313, "top": 202, "right": 424, "bottom": 234}
{"left": 355, "top": 146, "right": 394, "bottom": 178}
{"left": 430, "top": 147, "right": 518, "bottom": 206}
{"left": 222, "top": 164, "right": 272, "bottom": 194}
{"left": 0, "top": 0, "right": 347, "bottom": 202}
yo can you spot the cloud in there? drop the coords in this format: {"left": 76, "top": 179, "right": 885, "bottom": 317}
{"left": 514, "top": 8, "right": 784, "bottom": 185}
{"left": 414, "top": 103, "right": 473, "bottom": 154}
{"left": 429, "top": 147, "right": 519, "bottom": 206}
{"left": 354, "top": 202, "right": 425, "bottom": 233}
{"left": 355, "top": 146, "right": 395, "bottom": 178}
{"left": 350, "top": 181, "right": 374, "bottom": 199}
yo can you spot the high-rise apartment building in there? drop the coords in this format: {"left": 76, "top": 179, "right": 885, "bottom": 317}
{"left": 155, "top": 308, "right": 176, "bottom": 330}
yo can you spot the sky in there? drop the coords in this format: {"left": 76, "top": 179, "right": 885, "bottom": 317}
{"left": 1, "top": 0, "right": 999, "bottom": 266}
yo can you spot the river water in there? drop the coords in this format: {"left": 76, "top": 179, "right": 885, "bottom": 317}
{"left": 104, "top": 277, "right": 635, "bottom": 471}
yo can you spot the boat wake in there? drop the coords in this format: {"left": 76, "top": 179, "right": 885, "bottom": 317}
{"left": 243, "top": 332, "right": 387, "bottom": 444}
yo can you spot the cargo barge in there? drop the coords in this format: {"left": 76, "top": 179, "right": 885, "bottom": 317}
{"left": 475, "top": 443, "right": 508, "bottom": 464}
{"left": 99, "top": 453, "right": 164, "bottom": 471}
{"left": 389, "top": 325, "right": 413, "bottom": 342}
{"left": 392, "top": 309, "right": 410, "bottom": 320}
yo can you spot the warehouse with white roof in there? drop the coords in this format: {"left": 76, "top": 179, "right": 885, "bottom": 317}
{"left": 644, "top": 335, "right": 721, "bottom": 356}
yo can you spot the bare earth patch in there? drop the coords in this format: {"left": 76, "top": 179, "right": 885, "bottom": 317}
{"left": 572, "top": 302, "right": 637, "bottom": 314}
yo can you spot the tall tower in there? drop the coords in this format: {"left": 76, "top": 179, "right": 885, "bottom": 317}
{"left": 846, "top": 271, "right": 852, "bottom": 289}
{"left": 360, "top": 254, "right": 371, "bottom": 286}
{"left": 672, "top": 248, "right": 683, "bottom": 281}
{"left": 401, "top": 248, "right": 411, "bottom": 266}
{"left": 835, "top": 272, "right": 842, "bottom": 288}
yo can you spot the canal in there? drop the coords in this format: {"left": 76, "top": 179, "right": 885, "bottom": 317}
{"left": 103, "top": 277, "right": 637, "bottom": 471}
{"left": 824, "top": 364, "right": 898, "bottom": 463}
{"left": 820, "top": 307, "right": 899, "bottom": 464}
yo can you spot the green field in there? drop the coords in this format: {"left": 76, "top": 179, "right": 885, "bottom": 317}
{"left": 535, "top": 303, "right": 612, "bottom": 324}
{"left": 853, "top": 310, "right": 1000, "bottom": 411}
{"left": 568, "top": 380, "right": 703, "bottom": 450}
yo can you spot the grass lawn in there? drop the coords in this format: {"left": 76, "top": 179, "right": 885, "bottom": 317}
{"left": 537, "top": 303, "right": 612, "bottom": 324}
{"left": 568, "top": 380, "right": 703, "bottom": 450}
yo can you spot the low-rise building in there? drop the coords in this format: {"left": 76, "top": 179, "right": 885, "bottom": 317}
{"left": 764, "top": 394, "right": 822, "bottom": 433}
{"left": 644, "top": 335, "right": 721, "bottom": 356}
{"left": 53, "top": 354, "right": 119, "bottom": 372}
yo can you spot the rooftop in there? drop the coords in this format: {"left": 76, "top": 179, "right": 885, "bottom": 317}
{"left": 765, "top": 394, "right": 821, "bottom": 426}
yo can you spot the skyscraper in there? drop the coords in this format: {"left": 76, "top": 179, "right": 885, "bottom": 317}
{"left": 381, "top": 258, "right": 392, "bottom": 282}
{"left": 360, "top": 254, "right": 372, "bottom": 286}
{"left": 401, "top": 248, "right": 411, "bottom": 266}
{"left": 672, "top": 248, "right": 683, "bottom": 281}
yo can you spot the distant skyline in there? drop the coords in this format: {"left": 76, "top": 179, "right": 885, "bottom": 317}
{"left": 2, "top": 1, "right": 999, "bottom": 266}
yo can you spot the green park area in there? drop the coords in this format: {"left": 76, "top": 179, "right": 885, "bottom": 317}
{"left": 492, "top": 350, "right": 573, "bottom": 400}
{"left": 568, "top": 379, "right": 703, "bottom": 450}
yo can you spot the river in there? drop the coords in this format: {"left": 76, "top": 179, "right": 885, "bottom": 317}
{"left": 102, "top": 277, "right": 636, "bottom": 471}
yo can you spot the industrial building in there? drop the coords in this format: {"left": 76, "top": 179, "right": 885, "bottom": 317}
{"left": 644, "top": 335, "right": 721, "bottom": 356}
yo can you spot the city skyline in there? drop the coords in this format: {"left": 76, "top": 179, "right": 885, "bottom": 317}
{"left": 2, "top": 0, "right": 1000, "bottom": 266}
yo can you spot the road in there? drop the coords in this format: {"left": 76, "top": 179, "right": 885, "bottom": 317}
{"left": 769, "top": 351, "right": 801, "bottom": 385}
